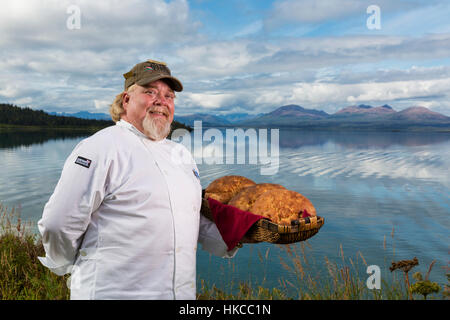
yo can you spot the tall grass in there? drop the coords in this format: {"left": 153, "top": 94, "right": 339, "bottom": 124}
{"left": 1, "top": 203, "right": 447, "bottom": 300}
{"left": 197, "top": 233, "right": 448, "bottom": 300}
{"left": 0, "top": 204, "right": 69, "bottom": 299}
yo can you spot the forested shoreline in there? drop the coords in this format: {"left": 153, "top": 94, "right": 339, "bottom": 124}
{"left": 0, "top": 103, "right": 114, "bottom": 128}
{"left": 0, "top": 103, "right": 191, "bottom": 133}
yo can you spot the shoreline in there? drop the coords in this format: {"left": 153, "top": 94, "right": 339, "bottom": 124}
{"left": 0, "top": 124, "right": 109, "bottom": 132}
{"left": 1, "top": 204, "right": 448, "bottom": 300}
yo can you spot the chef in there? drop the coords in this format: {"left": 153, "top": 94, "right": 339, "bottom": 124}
{"left": 37, "top": 59, "right": 238, "bottom": 300}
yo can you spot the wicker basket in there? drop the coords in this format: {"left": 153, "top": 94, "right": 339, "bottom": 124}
{"left": 200, "top": 197, "right": 325, "bottom": 245}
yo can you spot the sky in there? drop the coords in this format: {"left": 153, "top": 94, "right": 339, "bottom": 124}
{"left": 1, "top": 0, "right": 450, "bottom": 116}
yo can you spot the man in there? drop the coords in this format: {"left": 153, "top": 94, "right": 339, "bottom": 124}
{"left": 37, "top": 59, "right": 238, "bottom": 300}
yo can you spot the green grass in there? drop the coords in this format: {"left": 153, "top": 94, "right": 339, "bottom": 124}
{"left": 196, "top": 244, "right": 409, "bottom": 300}
{"left": 0, "top": 204, "right": 69, "bottom": 299}
{"left": 1, "top": 203, "right": 448, "bottom": 300}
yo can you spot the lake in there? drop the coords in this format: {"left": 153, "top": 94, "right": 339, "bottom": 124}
{"left": 0, "top": 127, "right": 449, "bottom": 296}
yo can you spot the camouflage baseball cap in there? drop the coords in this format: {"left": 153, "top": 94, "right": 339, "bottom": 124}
{"left": 123, "top": 59, "right": 183, "bottom": 92}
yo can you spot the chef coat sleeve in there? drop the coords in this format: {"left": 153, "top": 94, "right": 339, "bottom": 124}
{"left": 176, "top": 146, "right": 238, "bottom": 258}
{"left": 198, "top": 214, "right": 239, "bottom": 258}
{"left": 37, "top": 137, "right": 110, "bottom": 275}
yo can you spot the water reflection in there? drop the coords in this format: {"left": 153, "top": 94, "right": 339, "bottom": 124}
{"left": 279, "top": 129, "right": 450, "bottom": 149}
{"left": 1, "top": 127, "right": 449, "bottom": 291}
{"left": 2, "top": 128, "right": 449, "bottom": 151}
{"left": 0, "top": 129, "right": 93, "bottom": 149}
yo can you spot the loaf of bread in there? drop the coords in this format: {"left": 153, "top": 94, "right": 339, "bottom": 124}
{"left": 204, "top": 175, "right": 256, "bottom": 204}
{"left": 250, "top": 189, "right": 316, "bottom": 226}
{"left": 228, "top": 183, "right": 286, "bottom": 212}
{"left": 204, "top": 175, "right": 316, "bottom": 226}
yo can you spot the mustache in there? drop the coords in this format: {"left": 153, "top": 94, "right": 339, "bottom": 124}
{"left": 147, "top": 106, "right": 170, "bottom": 117}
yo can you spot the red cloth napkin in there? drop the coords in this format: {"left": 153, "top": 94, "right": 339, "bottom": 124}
{"left": 207, "top": 198, "right": 267, "bottom": 251}
{"left": 302, "top": 209, "right": 312, "bottom": 218}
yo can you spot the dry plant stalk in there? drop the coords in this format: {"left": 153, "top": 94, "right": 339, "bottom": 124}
{"left": 389, "top": 257, "right": 419, "bottom": 299}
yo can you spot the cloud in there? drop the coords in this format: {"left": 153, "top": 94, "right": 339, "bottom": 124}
{"left": 265, "top": 0, "right": 364, "bottom": 28}
{"left": 0, "top": 0, "right": 200, "bottom": 112}
{"left": 176, "top": 71, "right": 450, "bottom": 116}
{"left": 0, "top": 0, "right": 197, "bottom": 51}
{"left": 15, "top": 97, "right": 33, "bottom": 105}
{"left": 0, "top": 85, "right": 20, "bottom": 98}
{"left": 176, "top": 40, "right": 275, "bottom": 78}
{"left": 0, "top": 0, "right": 198, "bottom": 74}
{"left": 375, "top": 2, "right": 450, "bottom": 36}
{"left": 0, "top": 0, "right": 449, "bottom": 117}
{"left": 234, "top": 20, "right": 263, "bottom": 38}
{"left": 174, "top": 33, "right": 450, "bottom": 83}
{"left": 181, "top": 92, "right": 237, "bottom": 109}
{"left": 329, "top": 65, "right": 450, "bottom": 84}
{"left": 263, "top": 0, "right": 418, "bottom": 31}
{"left": 94, "top": 99, "right": 111, "bottom": 110}
{"left": 170, "top": 31, "right": 450, "bottom": 114}
{"left": 291, "top": 78, "right": 450, "bottom": 105}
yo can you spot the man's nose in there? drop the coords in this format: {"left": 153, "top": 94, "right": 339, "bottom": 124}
{"left": 154, "top": 92, "right": 168, "bottom": 105}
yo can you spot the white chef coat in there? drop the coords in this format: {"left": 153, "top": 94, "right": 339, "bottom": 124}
{"left": 37, "top": 119, "right": 237, "bottom": 300}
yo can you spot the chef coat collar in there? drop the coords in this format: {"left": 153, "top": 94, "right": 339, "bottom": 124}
{"left": 116, "top": 119, "right": 167, "bottom": 143}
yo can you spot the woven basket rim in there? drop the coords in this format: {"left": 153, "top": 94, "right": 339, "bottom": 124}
{"left": 201, "top": 196, "right": 324, "bottom": 235}
{"left": 256, "top": 216, "right": 325, "bottom": 234}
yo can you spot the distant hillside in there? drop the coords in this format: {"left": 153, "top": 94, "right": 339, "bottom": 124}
{"left": 239, "top": 104, "right": 330, "bottom": 127}
{"left": 174, "top": 113, "right": 231, "bottom": 127}
{"left": 220, "top": 113, "right": 263, "bottom": 123}
{"left": 174, "top": 112, "right": 264, "bottom": 127}
{"left": 48, "top": 111, "right": 112, "bottom": 121}
{"left": 42, "top": 104, "right": 450, "bottom": 132}
{"left": 0, "top": 104, "right": 192, "bottom": 134}
{"left": 0, "top": 103, "right": 114, "bottom": 128}
{"left": 385, "top": 106, "right": 450, "bottom": 122}
{"left": 181, "top": 103, "right": 450, "bottom": 131}
{"left": 333, "top": 104, "right": 396, "bottom": 117}
{"left": 268, "top": 104, "right": 329, "bottom": 118}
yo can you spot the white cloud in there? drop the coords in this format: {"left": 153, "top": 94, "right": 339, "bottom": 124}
{"left": 0, "top": 0, "right": 199, "bottom": 113}
{"left": 175, "top": 33, "right": 450, "bottom": 83}
{"left": 0, "top": 0, "right": 449, "bottom": 117}
{"left": 181, "top": 92, "right": 236, "bottom": 109}
{"left": 289, "top": 78, "right": 450, "bottom": 112}
{"left": 0, "top": 0, "right": 199, "bottom": 79}
{"left": 169, "top": 31, "right": 450, "bottom": 114}
{"left": 94, "top": 99, "right": 111, "bottom": 110}
{"left": 0, "top": 85, "right": 20, "bottom": 98}
{"left": 0, "top": 0, "right": 197, "bottom": 50}
{"left": 234, "top": 20, "right": 263, "bottom": 38}
{"left": 176, "top": 40, "right": 275, "bottom": 78}
{"left": 15, "top": 97, "right": 33, "bottom": 105}
{"left": 177, "top": 76, "right": 450, "bottom": 115}
{"left": 345, "top": 79, "right": 450, "bottom": 102}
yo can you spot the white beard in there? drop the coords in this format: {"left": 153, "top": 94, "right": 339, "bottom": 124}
{"left": 142, "top": 113, "right": 171, "bottom": 141}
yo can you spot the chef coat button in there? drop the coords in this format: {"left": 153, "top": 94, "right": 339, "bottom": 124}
{"left": 176, "top": 247, "right": 181, "bottom": 253}
{"left": 80, "top": 250, "right": 87, "bottom": 257}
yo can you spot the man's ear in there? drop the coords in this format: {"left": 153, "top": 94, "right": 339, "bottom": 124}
{"left": 122, "top": 92, "right": 130, "bottom": 110}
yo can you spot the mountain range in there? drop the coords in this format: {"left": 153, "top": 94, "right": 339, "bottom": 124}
{"left": 49, "top": 104, "right": 450, "bottom": 130}
{"left": 48, "top": 111, "right": 112, "bottom": 120}
{"left": 176, "top": 104, "right": 450, "bottom": 130}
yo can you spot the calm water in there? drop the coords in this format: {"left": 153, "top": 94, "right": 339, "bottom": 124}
{"left": 0, "top": 128, "right": 449, "bottom": 295}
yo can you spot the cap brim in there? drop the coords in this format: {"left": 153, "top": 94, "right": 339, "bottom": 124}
{"left": 136, "top": 75, "right": 183, "bottom": 92}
